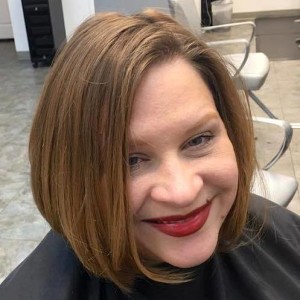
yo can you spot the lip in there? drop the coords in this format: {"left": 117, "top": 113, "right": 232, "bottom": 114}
{"left": 142, "top": 201, "right": 212, "bottom": 237}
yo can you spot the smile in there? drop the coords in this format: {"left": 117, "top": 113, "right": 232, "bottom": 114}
{"left": 142, "top": 201, "right": 212, "bottom": 237}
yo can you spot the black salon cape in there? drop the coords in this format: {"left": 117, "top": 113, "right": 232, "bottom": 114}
{"left": 1, "top": 195, "right": 300, "bottom": 300}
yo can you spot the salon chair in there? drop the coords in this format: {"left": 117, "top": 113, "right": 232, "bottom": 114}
{"left": 168, "top": 0, "right": 276, "bottom": 119}
{"left": 168, "top": 1, "right": 298, "bottom": 206}
{"left": 251, "top": 117, "right": 298, "bottom": 207}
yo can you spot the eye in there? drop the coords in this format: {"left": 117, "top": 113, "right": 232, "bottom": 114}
{"left": 183, "top": 132, "right": 213, "bottom": 150}
{"left": 129, "top": 156, "right": 141, "bottom": 167}
{"left": 128, "top": 154, "right": 148, "bottom": 171}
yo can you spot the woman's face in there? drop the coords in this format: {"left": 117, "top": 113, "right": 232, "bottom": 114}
{"left": 127, "top": 58, "right": 238, "bottom": 268}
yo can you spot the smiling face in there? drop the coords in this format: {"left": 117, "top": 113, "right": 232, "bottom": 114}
{"left": 127, "top": 58, "right": 238, "bottom": 268}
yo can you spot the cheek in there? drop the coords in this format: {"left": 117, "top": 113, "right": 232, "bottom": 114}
{"left": 206, "top": 144, "right": 239, "bottom": 201}
{"left": 206, "top": 148, "right": 238, "bottom": 186}
{"left": 208, "top": 156, "right": 238, "bottom": 220}
{"left": 218, "top": 140, "right": 238, "bottom": 186}
{"left": 219, "top": 160, "right": 239, "bottom": 189}
{"left": 127, "top": 178, "right": 146, "bottom": 215}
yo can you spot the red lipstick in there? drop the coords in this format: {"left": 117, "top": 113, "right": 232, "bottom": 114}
{"left": 143, "top": 202, "right": 211, "bottom": 237}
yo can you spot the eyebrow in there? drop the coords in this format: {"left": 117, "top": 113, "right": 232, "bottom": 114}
{"left": 183, "top": 111, "right": 220, "bottom": 136}
{"left": 128, "top": 111, "right": 220, "bottom": 149}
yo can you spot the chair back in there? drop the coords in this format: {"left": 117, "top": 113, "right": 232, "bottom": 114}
{"left": 251, "top": 170, "right": 298, "bottom": 207}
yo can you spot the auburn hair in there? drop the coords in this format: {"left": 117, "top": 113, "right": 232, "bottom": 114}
{"left": 29, "top": 9, "right": 256, "bottom": 292}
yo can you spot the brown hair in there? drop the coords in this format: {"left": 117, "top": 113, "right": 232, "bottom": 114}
{"left": 29, "top": 9, "right": 256, "bottom": 292}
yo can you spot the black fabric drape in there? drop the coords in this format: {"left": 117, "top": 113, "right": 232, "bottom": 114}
{"left": 1, "top": 194, "right": 300, "bottom": 299}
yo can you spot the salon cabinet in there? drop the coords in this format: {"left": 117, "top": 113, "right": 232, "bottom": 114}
{"left": 21, "top": 0, "right": 65, "bottom": 67}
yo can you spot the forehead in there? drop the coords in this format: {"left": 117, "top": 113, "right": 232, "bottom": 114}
{"left": 129, "top": 58, "right": 219, "bottom": 140}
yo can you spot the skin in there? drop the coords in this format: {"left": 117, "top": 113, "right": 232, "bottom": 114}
{"left": 127, "top": 58, "right": 238, "bottom": 268}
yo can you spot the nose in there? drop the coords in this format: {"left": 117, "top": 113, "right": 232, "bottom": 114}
{"left": 150, "top": 158, "right": 203, "bottom": 207}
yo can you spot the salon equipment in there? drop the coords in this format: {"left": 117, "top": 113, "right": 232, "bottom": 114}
{"left": 251, "top": 117, "right": 298, "bottom": 207}
{"left": 168, "top": 0, "right": 276, "bottom": 119}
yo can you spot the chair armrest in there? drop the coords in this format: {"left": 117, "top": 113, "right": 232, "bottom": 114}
{"left": 252, "top": 117, "right": 293, "bottom": 170}
{"left": 203, "top": 22, "right": 255, "bottom": 77}
{"left": 202, "top": 21, "right": 256, "bottom": 44}
{"left": 207, "top": 38, "right": 250, "bottom": 77}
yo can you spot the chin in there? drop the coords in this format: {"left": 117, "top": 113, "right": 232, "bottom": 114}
{"left": 166, "top": 243, "right": 217, "bottom": 269}
{"left": 149, "top": 230, "right": 219, "bottom": 269}
{"left": 169, "top": 257, "right": 211, "bottom": 269}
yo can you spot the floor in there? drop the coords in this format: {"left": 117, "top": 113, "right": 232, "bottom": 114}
{"left": 0, "top": 23, "right": 300, "bottom": 282}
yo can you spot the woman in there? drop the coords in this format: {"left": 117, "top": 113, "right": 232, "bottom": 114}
{"left": 1, "top": 9, "right": 299, "bottom": 299}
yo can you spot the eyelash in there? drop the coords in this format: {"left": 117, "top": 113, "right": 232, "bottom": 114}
{"left": 128, "top": 132, "right": 214, "bottom": 171}
{"left": 182, "top": 132, "right": 214, "bottom": 150}
{"left": 128, "top": 155, "right": 148, "bottom": 172}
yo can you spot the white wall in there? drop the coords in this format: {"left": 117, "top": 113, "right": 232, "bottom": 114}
{"left": 0, "top": 0, "right": 13, "bottom": 39}
{"left": 94, "top": 0, "right": 169, "bottom": 14}
{"left": 61, "top": 0, "right": 95, "bottom": 39}
{"left": 7, "top": 0, "right": 28, "bottom": 52}
{"left": 194, "top": 0, "right": 201, "bottom": 17}
{"left": 233, "top": 0, "right": 300, "bottom": 13}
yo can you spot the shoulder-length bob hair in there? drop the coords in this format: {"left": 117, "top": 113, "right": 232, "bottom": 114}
{"left": 29, "top": 9, "right": 255, "bottom": 292}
